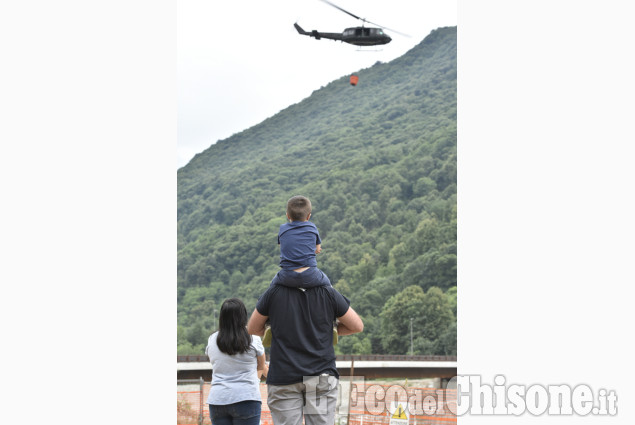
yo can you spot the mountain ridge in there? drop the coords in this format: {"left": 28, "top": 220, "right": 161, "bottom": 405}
{"left": 177, "top": 26, "right": 457, "bottom": 356}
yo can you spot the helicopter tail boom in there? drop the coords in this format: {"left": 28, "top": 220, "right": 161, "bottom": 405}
{"left": 294, "top": 23, "right": 322, "bottom": 40}
{"left": 294, "top": 23, "right": 343, "bottom": 42}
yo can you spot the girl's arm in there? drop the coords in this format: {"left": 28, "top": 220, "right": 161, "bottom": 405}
{"left": 256, "top": 353, "right": 268, "bottom": 379}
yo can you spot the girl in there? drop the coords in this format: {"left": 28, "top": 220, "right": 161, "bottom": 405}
{"left": 206, "top": 298, "right": 268, "bottom": 425}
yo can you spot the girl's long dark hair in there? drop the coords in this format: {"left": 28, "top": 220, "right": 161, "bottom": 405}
{"left": 216, "top": 298, "right": 252, "bottom": 355}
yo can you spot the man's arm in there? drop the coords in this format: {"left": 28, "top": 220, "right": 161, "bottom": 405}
{"left": 337, "top": 306, "right": 363, "bottom": 336}
{"left": 247, "top": 308, "right": 268, "bottom": 337}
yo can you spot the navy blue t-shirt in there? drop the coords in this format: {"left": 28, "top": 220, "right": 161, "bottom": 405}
{"left": 278, "top": 221, "right": 322, "bottom": 269}
{"left": 256, "top": 285, "right": 350, "bottom": 385}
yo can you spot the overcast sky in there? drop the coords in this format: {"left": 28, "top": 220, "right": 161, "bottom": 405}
{"left": 177, "top": 0, "right": 457, "bottom": 168}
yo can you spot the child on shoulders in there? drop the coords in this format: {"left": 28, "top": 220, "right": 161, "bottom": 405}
{"left": 263, "top": 195, "right": 337, "bottom": 346}
{"left": 271, "top": 195, "right": 332, "bottom": 289}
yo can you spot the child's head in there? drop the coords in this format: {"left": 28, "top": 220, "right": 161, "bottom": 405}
{"left": 286, "top": 195, "right": 312, "bottom": 221}
{"left": 218, "top": 297, "right": 248, "bottom": 330}
{"left": 216, "top": 297, "right": 251, "bottom": 355}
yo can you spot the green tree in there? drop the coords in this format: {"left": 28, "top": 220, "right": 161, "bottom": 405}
{"left": 380, "top": 286, "right": 454, "bottom": 354}
{"left": 446, "top": 286, "right": 457, "bottom": 317}
{"left": 178, "top": 340, "right": 206, "bottom": 356}
{"left": 186, "top": 323, "right": 207, "bottom": 347}
{"left": 435, "top": 322, "right": 457, "bottom": 355}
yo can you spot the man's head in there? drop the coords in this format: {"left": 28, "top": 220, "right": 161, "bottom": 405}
{"left": 286, "top": 195, "right": 312, "bottom": 221}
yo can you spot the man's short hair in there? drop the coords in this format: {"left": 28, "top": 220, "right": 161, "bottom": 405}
{"left": 287, "top": 196, "right": 312, "bottom": 221}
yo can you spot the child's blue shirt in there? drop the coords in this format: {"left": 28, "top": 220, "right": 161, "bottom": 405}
{"left": 278, "top": 220, "right": 321, "bottom": 269}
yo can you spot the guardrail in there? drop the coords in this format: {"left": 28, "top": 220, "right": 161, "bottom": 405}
{"left": 178, "top": 354, "right": 457, "bottom": 362}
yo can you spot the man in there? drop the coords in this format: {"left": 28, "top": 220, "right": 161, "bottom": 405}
{"left": 247, "top": 282, "right": 363, "bottom": 425}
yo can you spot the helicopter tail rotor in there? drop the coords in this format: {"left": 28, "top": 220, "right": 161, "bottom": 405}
{"left": 294, "top": 23, "right": 308, "bottom": 35}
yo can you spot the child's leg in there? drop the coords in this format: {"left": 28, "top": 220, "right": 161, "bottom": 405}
{"left": 270, "top": 270, "right": 283, "bottom": 286}
{"left": 262, "top": 320, "right": 272, "bottom": 347}
{"left": 317, "top": 268, "right": 332, "bottom": 286}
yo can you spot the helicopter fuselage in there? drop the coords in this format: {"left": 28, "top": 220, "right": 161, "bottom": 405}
{"left": 294, "top": 23, "right": 392, "bottom": 46}
{"left": 341, "top": 27, "right": 392, "bottom": 46}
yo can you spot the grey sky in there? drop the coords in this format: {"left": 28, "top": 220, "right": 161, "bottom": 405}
{"left": 177, "top": 0, "right": 457, "bottom": 168}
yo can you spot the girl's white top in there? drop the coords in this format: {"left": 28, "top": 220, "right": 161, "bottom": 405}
{"left": 205, "top": 332, "right": 264, "bottom": 405}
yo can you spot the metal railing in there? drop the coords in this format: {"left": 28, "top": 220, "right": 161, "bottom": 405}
{"left": 177, "top": 354, "right": 457, "bottom": 363}
{"left": 177, "top": 378, "right": 206, "bottom": 425}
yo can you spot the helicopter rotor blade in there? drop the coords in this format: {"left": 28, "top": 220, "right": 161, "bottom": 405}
{"left": 365, "top": 21, "right": 411, "bottom": 38}
{"left": 318, "top": 0, "right": 362, "bottom": 21}
{"left": 318, "top": 0, "right": 411, "bottom": 38}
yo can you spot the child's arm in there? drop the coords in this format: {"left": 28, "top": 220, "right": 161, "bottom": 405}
{"left": 256, "top": 353, "right": 268, "bottom": 379}
{"left": 315, "top": 243, "right": 322, "bottom": 254}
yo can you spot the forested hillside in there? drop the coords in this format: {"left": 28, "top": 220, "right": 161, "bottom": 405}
{"left": 177, "top": 26, "right": 457, "bottom": 356}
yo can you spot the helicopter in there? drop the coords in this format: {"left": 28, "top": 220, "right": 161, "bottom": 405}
{"left": 294, "top": 0, "right": 408, "bottom": 47}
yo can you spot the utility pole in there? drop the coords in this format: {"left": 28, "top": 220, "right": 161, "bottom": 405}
{"left": 410, "top": 317, "right": 413, "bottom": 356}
